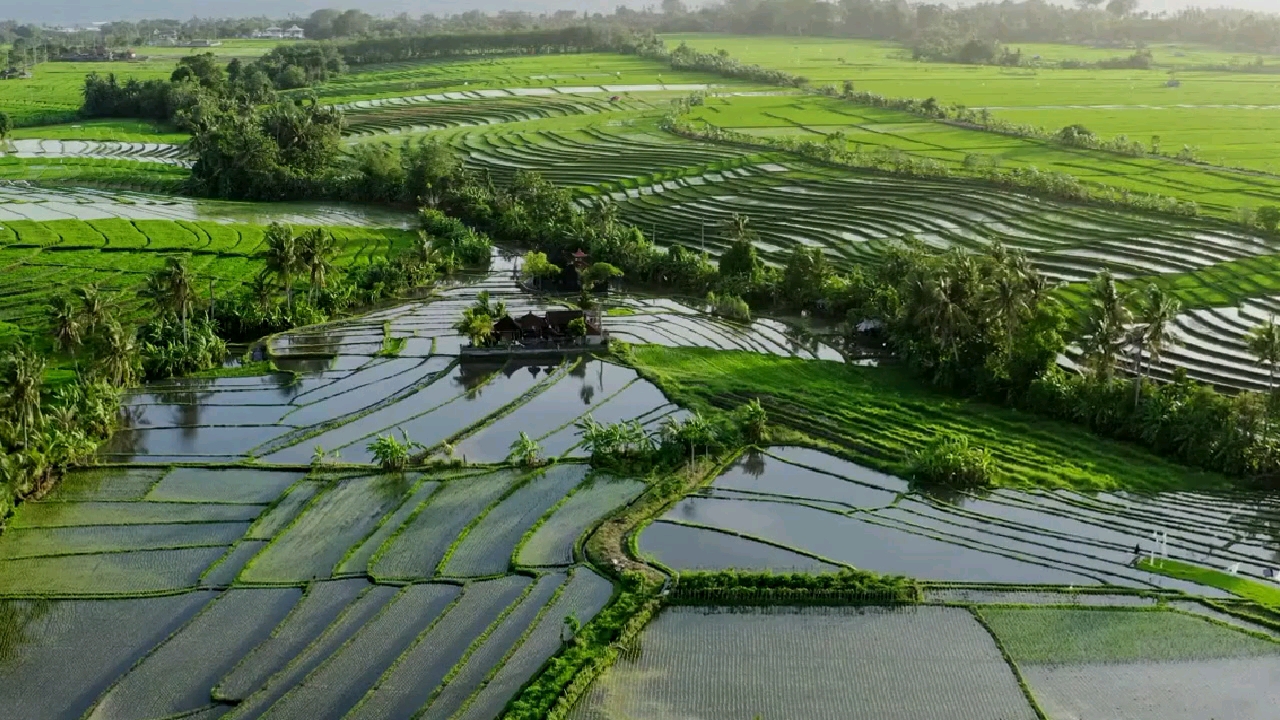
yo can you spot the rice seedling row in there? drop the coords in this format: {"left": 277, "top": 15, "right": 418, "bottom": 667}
{"left": 86, "top": 587, "right": 303, "bottom": 720}
{"left": 256, "top": 584, "right": 460, "bottom": 720}
{"left": 330, "top": 481, "right": 445, "bottom": 576}
{"left": 0, "top": 522, "right": 250, "bottom": 560}
{"left": 225, "top": 584, "right": 402, "bottom": 719}
{"left": 239, "top": 474, "right": 421, "bottom": 584}
{"left": 568, "top": 605, "right": 1036, "bottom": 720}
{"left": 455, "top": 567, "right": 614, "bottom": 720}
{"left": 0, "top": 593, "right": 215, "bottom": 720}
{"left": 517, "top": 477, "right": 648, "bottom": 567}
{"left": 212, "top": 578, "right": 372, "bottom": 702}
{"left": 344, "top": 575, "right": 532, "bottom": 720}
{"left": 370, "top": 471, "right": 523, "bottom": 582}
{"left": 442, "top": 464, "right": 590, "bottom": 577}
{"left": 418, "top": 572, "right": 565, "bottom": 720}
{"left": 200, "top": 540, "right": 270, "bottom": 589}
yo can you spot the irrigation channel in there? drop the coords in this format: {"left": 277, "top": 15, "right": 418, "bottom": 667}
{"left": 3, "top": 259, "right": 1280, "bottom": 719}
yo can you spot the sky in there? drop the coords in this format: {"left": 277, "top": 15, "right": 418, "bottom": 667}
{"left": 6, "top": 0, "right": 1278, "bottom": 27}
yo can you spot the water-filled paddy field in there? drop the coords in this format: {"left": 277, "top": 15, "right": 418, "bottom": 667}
{"left": 6, "top": 266, "right": 1280, "bottom": 718}
{"left": 642, "top": 447, "right": 1280, "bottom": 593}
{"left": 570, "top": 603, "right": 1280, "bottom": 720}
{"left": 0, "top": 457, "right": 625, "bottom": 718}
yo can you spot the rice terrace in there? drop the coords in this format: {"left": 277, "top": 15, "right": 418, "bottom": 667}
{"left": 7, "top": 1, "right": 1280, "bottom": 718}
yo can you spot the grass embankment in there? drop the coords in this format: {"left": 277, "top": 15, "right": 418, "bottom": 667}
{"left": 627, "top": 345, "right": 1229, "bottom": 494}
{"left": 1139, "top": 558, "right": 1280, "bottom": 609}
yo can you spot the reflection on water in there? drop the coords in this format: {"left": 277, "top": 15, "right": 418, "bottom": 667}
{"left": 654, "top": 446, "right": 1280, "bottom": 589}
{"left": 0, "top": 600, "right": 51, "bottom": 665}
{"left": 0, "top": 184, "right": 414, "bottom": 227}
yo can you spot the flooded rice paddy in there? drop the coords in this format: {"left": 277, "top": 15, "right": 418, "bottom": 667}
{"left": 571, "top": 603, "right": 1280, "bottom": 720}
{"left": 0, "top": 184, "right": 414, "bottom": 227}
{"left": 104, "top": 266, "right": 836, "bottom": 465}
{"left": 5, "top": 255, "right": 1280, "bottom": 718}
{"left": 643, "top": 447, "right": 1280, "bottom": 593}
{"left": 0, "top": 459, "right": 624, "bottom": 719}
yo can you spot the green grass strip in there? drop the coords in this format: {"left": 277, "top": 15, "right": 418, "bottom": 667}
{"left": 1140, "top": 557, "right": 1280, "bottom": 610}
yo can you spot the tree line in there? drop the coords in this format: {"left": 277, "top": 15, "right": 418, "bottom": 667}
{"left": 15, "top": 1, "right": 1280, "bottom": 54}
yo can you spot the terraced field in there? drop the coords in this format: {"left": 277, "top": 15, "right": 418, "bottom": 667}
{"left": 2, "top": 139, "right": 191, "bottom": 166}
{"left": 0, "top": 214, "right": 415, "bottom": 336}
{"left": 0, "top": 423, "right": 629, "bottom": 718}
{"left": 441, "top": 125, "right": 1280, "bottom": 282}
{"left": 683, "top": 93, "right": 1280, "bottom": 212}
{"left": 642, "top": 447, "right": 1280, "bottom": 591}
{"left": 104, "top": 263, "right": 837, "bottom": 465}
{"left": 304, "top": 52, "right": 735, "bottom": 105}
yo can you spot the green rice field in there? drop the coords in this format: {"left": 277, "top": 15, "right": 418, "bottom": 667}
{"left": 0, "top": 215, "right": 415, "bottom": 341}
{"left": 0, "top": 60, "right": 174, "bottom": 127}
{"left": 665, "top": 34, "right": 1280, "bottom": 174}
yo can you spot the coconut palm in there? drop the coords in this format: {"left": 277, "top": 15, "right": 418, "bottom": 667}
{"left": 1079, "top": 270, "right": 1133, "bottom": 381}
{"left": 143, "top": 257, "right": 197, "bottom": 343}
{"left": 263, "top": 223, "right": 302, "bottom": 314}
{"left": 47, "top": 295, "right": 82, "bottom": 359}
{"left": 72, "top": 283, "right": 114, "bottom": 338}
{"left": 248, "top": 272, "right": 275, "bottom": 313}
{"left": 299, "top": 228, "right": 337, "bottom": 304}
{"left": 1, "top": 346, "right": 45, "bottom": 446}
{"left": 1248, "top": 316, "right": 1280, "bottom": 396}
{"left": 95, "top": 322, "right": 140, "bottom": 388}
{"left": 1129, "top": 284, "right": 1182, "bottom": 404}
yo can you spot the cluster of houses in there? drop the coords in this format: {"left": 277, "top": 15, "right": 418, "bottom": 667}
{"left": 252, "top": 26, "right": 307, "bottom": 40}
{"left": 497, "top": 309, "right": 602, "bottom": 344}
{"left": 465, "top": 309, "right": 606, "bottom": 356}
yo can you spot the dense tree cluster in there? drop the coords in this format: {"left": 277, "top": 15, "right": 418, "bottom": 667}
{"left": 81, "top": 46, "right": 345, "bottom": 124}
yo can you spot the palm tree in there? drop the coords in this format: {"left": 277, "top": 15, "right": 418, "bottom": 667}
{"left": 984, "top": 265, "right": 1031, "bottom": 352}
{"left": 144, "top": 257, "right": 197, "bottom": 343}
{"left": 73, "top": 283, "right": 113, "bottom": 338}
{"left": 47, "top": 295, "right": 82, "bottom": 360}
{"left": 95, "top": 322, "right": 140, "bottom": 388}
{"left": 464, "top": 313, "right": 494, "bottom": 348}
{"left": 1, "top": 346, "right": 45, "bottom": 446}
{"left": 1129, "top": 284, "right": 1182, "bottom": 404}
{"left": 248, "top": 272, "right": 275, "bottom": 313}
{"left": 263, "top": 223, "right": 302, "bottom": 314}
{"left": 724, "top": 213, "right": 753, "bottom": 241}
{"left": 1079, "top": 270, "right": 1133, "bottom": 382}
{"left": 299, "top": 228, "right": 337, "bottom": 304}
{"left": 1248, "top": 315, "right": 1280, "bottom": 404}
{"left": 164, "top": 257, "right": 197, "bottom": 342}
